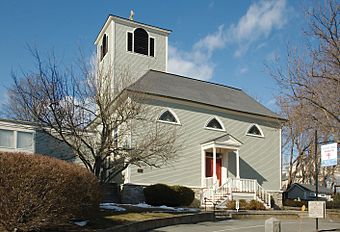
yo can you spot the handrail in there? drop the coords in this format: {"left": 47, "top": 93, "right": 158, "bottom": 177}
{"left": 256, "top": 182, "right": 271, "bottom": 208}
{"left": 201, "top": 177, "right": 271, "bottom": 208}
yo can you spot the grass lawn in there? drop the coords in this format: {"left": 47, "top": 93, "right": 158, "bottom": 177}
{"left": 45, "top": 206, "right": 189, "bottom": 231}
{"left": 0, "top": 205, "right": 195, "bottom": 231}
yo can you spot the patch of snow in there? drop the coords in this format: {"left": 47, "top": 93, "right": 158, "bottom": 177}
{"left": 100, "top": 203, "right": 126, "bottom": 211}
{"left": 100, "top": 202, "right": 199, "bottom": 212}
{"left": 73, "top": 220, "right": 89, "bottom": 226}
{"left": 158, "top": 205, "right": 175, "bottom": 210}
{"left": 135, "top": 203, "right": 152, "bottom": 208}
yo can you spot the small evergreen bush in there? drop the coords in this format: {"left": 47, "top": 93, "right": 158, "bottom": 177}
{"left": 0, "top": 152, "right": 101, "bottom": 232}
{"left": 144, "top": 183, "right": 194, "bottom": 207}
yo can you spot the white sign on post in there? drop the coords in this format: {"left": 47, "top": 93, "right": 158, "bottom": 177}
{"left": 308, "top": 201, "right": 326, "bottom": 218}
{"left": 321, "top": 143, "right": 338, "bottom": 167}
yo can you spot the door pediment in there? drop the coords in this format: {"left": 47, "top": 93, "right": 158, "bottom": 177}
{"left": 201, "top": 134, "right": 242, "bottom": 149}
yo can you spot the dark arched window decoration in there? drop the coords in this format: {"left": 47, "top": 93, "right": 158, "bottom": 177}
{"left": 158, "top": 110, "right": 178, "bottom": 124}
{"left": 101, "top": 34, "right": 108, "bottom": 60}
{"left": 206, "top": 118, "right": 223, "bottom": 130}
{"left": 134, "top": 28, "right": 148, "bottom": 55}
{"left": 247, "top": 124, "right": 264, "bottom": 137}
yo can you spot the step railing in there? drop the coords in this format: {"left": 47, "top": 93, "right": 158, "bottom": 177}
{"left": 256, "top": 182, "right": 271, "bottom": 208}
{"left": 202, "top": 178, "right": 271, "bottom": 208}
{"left": 228, "top": 178, "right": 256, "bottom": 193}
{"left": 201, "top": 178, "right": 231, "bottom": 206}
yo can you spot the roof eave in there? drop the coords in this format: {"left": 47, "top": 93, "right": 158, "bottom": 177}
{"left": 126, "top": 89, "right": 287, "bottom": 122}
{"left": 94, "top": 15, "right": 171, "bottom": 45}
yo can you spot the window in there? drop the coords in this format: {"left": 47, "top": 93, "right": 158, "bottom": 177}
{"left": 127, "top": 28, "right": 155, "bottom": 57}
{"left": 158, "top": 109, "right": 180, "bottom": 124}
{"left": 101, "top": 34, "right": 108, "bottom": 60}
{"left": 17, "top": 131, "right": 34, "bottom": 150}
{"left": 246, "top": 124, "right": 264, "bottom": 137}
{"left": 205, "top": 117, "right": 224, "bottom": 131}
{"left": 0, "top": 129, "right": 14, "bottom": 148}
{"left": 0, "top": 129, "right": 34, "bottom": 151}
{"left": 149, "top": 38, "right": 155, "bottom": 57}
{"left": 127, "top": 32, "right": 133, "bottom": 52}
{"left": 134, "top": 28, "right": 148, "bottom": 55}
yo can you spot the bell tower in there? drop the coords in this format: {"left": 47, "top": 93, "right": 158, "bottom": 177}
{"left": 94, "top": 14, "right": 171, "bottom": 92}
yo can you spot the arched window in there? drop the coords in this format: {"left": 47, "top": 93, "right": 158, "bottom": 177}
{"left": 134, "top": 28, "right": 148, "bottom": 55}
{"left": 157, "top": 109, "right": 180, "bottom": 124}
{"left": 101, "top": 34, "right": 108, "bottom": 60}
{"left": 205, "top": 117, "right": 225, "bottom": 131}
{"left": 127, "top": 28, "right": 155, "bottom": 57}
{"left": 246, "top": 124, "right": 264, "bottom": 137}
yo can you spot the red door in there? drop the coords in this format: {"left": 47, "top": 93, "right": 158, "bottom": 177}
{"left": 205, "top": 157, "right": 213, "bottom": 177}
{"left": 205, "top": 155, "right": 222, "bottom": 186}
{"left": 216, "top": 158, "right": 222, "bottom": 186}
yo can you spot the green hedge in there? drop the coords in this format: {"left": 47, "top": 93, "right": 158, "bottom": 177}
{"left": 0, "top": 152, "right": 101, "bottom": 232}
{"left": 144, "top": 184, "right": 194, "bottom": 207}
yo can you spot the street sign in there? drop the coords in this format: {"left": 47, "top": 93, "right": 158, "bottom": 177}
{"left": 308, "top": 201, "right": 326, "bottom": 218}
{"left": 321, "top": 143, "right": 338, "bottom": 167}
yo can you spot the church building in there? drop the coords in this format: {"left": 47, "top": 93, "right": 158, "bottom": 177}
{"left": 94, "top": 14, "right": 285, "bottom": 207}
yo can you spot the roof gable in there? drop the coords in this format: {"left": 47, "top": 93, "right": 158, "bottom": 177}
{"left": 287, "top": 183, "right": 332, "bottom": 194}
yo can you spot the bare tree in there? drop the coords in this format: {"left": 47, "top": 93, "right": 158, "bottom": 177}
{"left": 269, "top": 0, "right": 339, "bottom": 188}
{"left": 5, "top": 48, "right": 180, "bottom": 184}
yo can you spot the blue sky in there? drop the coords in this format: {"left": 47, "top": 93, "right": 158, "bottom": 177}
{"left": 0, "top": 0, "right": 308, "bottom": 114}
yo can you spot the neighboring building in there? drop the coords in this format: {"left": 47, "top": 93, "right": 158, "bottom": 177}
{"left": 285, "top": 183, "right": 333, "bottom": 201}
{"left": 95, "top": 15, "right": 286, "bottom": 207}
{"left": 0, "top": 119, "right": 76, "bottom": 162}
{"left": 0, "top": 119, "right": 35, "bottom": 153}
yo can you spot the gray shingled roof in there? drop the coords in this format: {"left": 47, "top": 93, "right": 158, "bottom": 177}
{"left": 128, "top": 70, "right": 285, "bottom": 120}
{"left": 293, "top": 183, "right": 332, "bottom": 194}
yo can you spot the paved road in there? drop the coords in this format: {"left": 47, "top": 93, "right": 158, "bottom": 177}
{"left": 151, "top": 218, "right": 340, "bottom": 232}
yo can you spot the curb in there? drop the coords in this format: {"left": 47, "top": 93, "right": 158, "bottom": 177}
{"left": 98, "top": 212, "right": 214, "bottom": 232}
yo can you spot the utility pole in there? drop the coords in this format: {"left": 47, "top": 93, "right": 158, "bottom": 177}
{"left": 315, "top": 130, "right": 318, "bottom": 231}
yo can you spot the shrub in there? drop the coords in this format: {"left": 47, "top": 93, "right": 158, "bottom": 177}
{"left": 327, "top": 194, "right": 340, "bottom": 209}
{"left": 144, "top": 184, "right": 194, "bottom": 207}
{"left": 226, "top": 199, "right": 265, "bottom": 210}
{"left": 283, "top": 199, "right": 308, "bottom": 208}
{"left": 172, "top": 185, "right": 195, "bottom": 206}
{"left": 226, "top": 200, "right": 236, "bottom": 209}
{"left": 0, "top": 152, "right": 101, "bottom": 232}
{"left": 246, "top": 199, "right": 266, "bottom": 210}
{"left": 239, "top": 199, "right": 248, "bottom": 209}
{"left": 189, "top": 198, "right": 201, "bottom": 208}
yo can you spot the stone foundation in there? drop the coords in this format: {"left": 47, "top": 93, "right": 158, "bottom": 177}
{"left": 101, "top": 183, "right": 121, "bottom": 203}
{"left": 269, "top": 191, "right": 283, "bottom": 209}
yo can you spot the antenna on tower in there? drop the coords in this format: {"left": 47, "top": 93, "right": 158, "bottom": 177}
{"left": 129, "top": 10, "right": 134, "bottom": 21}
